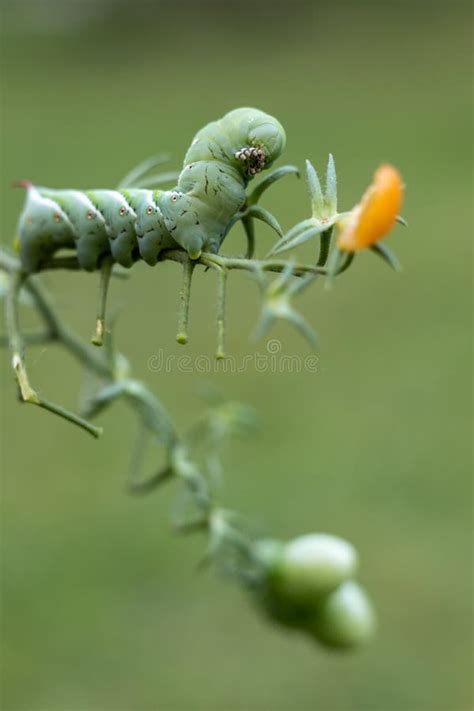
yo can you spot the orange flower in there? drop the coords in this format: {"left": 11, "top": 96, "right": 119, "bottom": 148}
{"left": 337, "top": 164, "right": 404, "bottom": 252}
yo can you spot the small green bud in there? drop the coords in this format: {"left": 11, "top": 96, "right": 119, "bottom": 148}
{"left": 308, "top": 581, "right": 376, "bottom": 650}
{"left": 276, "top": 533, "right": 358, "bottom": 605}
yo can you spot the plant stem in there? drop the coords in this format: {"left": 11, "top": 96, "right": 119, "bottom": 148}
{"left": 4, "top": 270, "right": 102, "bottom": 438}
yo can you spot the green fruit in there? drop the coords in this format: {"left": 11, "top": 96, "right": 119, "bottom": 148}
{"left": 252, "top": 539, "right": 310, "bottom": 629}
{"left": 308, "top": 581, "right": 376, "bottom": 650}
{"left": 277, "top": 533, "right": 358, "bottom": 605}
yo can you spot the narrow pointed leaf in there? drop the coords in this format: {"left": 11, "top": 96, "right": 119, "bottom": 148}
{"left": 336, "top": 251, "right": 355, "bottom": 275}
{"left": 117, "top": 153, "right": 170, "bottom": 188}
{"left": 248, "top": 165, "right": 299, "bottom": 205}
{"left": 128, "top": 463, "right": 174, "bottom": 495}
{"left": 266, "top": 217, "right": 315, "bottom": 256}
{"left": 317, "top": 227, "right": 333, "bottom": 266}
{"left": 305, "top": 160, "right": 324, "bottom": 218}
{"left": 83, "top": 379, "right": 175, "bottom": 443}
{"left": 288, "top": 272, "right": 317, "bottom": 297}
{"left": 270, "top": 224, "right": 328, "bottom": 256}
{"left": 285, "top": 308, "right": 317, "bottom": 347}
{"left": 267, "top": 259, "right": 296, "bottom": 295}
{"left": 396, "top": 215, "right": 408, "bottom": 227}
{"left": 253, "top": 307, "right": 275, "bottom": 342}
{"left": 241, "top": 215, "right": 255, "bottom": 258}
{"left": 324, "top": 247, "right": 344, "bottom": 289}
{"left": 324, "top": 153, "right": 337, "bottom": 216}
{"left": 370, "top": 242, "right": 402, "bottom": 271}
{"left": 130, "top": 170, "right": 179, "bottom": 189}
{"left": 246, "top": 205, "right": 283, "bottom": 237}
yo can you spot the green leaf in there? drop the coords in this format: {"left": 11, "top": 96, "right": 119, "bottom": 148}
{"left": 248, "top": 165, "right": 299, "bottom": 205}
{"left": 83, "top": 379, "right": 175, "bottom": 444}
{"left": 245, "top": 205, "right": 283, "bottom": 237}
{"left": 241, "top": 215, "right": 256, "bottom": 258}
{"left": 129, "top": 170, "right": 179, "bottom": 189}
{"left": 370, "top": 242, "right": 402, "bottom": 271}
{"left": 127, "top": 424, "right": 174, "bottom": 495}
{"left": 324, "top": 247, "right": 344, "bottom": 289}
{"left": 117, "top": 153, "right": 171, "bottom": 188}
{"left": 324, "top": 154, "right": 337, "bottom": 216}
{"left": 317, "top": 227, "right": 333, "bottom": 267}
{"left": 396, "top": 215, "right": 408, "bottom": 227}
{"left": 305, "top": 160, "right": 324, "bottom": 218}
{"left": 284, "top": 307, "right": 317, "bottom": 347}
{"left": 255, "top": 267, "right": 317, "bottom": 348}
{"left": 270, "top": 224, "right": 328, "bottom": 256}
{"left": 266, "top": 218, "right": 315, "bottom": 257}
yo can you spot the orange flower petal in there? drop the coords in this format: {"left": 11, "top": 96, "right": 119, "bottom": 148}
{"left": 337, "top": 164, "right": 404, "bottom": 252}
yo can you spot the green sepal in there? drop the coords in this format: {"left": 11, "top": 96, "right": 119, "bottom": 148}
{"left": 370, "top": 242, "right": 402, "bottom": 272}
{"left": 324, "top": 154, "right": 337, "bottom": 216}
{"left": 325, "top": 247, "right": 344, "bottom": 289}
{"left": 305, "top": 160, "right": 325, "bottom": 218}
{"left": 269, "top": 222, "right": 329, "bottom": 257}
{"left": 255, "top": 264, "right": 317, "bottom": 347}
{"left": 317, "top": 227, "right": 333, "bottom": 267}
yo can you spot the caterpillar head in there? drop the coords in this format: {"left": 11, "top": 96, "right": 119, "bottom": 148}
{"left": 226, "top": 108, "right": 286, "bottom": 178}
{"left": 247, "top": 115, "right": 286, "bottom": 166}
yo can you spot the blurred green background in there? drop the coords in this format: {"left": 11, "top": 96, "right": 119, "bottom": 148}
{"left": 0, "top": 1, "right": 472, "bottom": 709}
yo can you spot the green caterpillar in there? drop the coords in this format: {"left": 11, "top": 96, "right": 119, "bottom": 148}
{"left": 16, "top": 108, "right": 285, "bottom": 273}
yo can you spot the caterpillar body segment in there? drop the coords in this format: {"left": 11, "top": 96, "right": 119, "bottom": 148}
{"left": 16, "top": 108, "right": 286, "bottom": 272}
{"left": 18, "top": 186, "right": 177, "bottom": 272}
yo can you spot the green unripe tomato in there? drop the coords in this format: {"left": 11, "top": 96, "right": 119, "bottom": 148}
{"left": 308, "top": 581, "right": 376, "bottom": 650}
{"left": 275, "top": 534, "right": 358, "bottom": 605}
{"left": 252, "top": 539, "right": 312, "bottom": 629}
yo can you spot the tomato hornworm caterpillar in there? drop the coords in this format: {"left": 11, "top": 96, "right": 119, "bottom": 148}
{"left": 17, "top": 108, "right": 286, "bottom": 273}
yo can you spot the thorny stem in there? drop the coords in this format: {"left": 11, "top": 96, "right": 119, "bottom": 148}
{"left": 24, "top": 276, "right": 112, "bottom": 378}
{"left": 174, "top": 250, "right": 326, "bottom": 277}
{"left": 4, "top": 269, "right": 102, "bottom": 438}
{"left": 0, "top": 238, "right": 359, "bottom": 584}
{"left": 0, "top": 242, "right": 354, "bottom": 441}
{"left": 1, "top": 259, "right": 245, "bottom": 562}
{"left": 1, "top": 249, "right": 138, "bottom": 438}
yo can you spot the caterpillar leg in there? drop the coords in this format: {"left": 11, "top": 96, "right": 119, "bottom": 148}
{"left": 5, "top": 270, "right": 102, "bottom": 438}
{"left": 91, "top": 256, "right": 113, "bottom": 347}
{"left": 215, "top": 267, "right": 228, "bottom": 360}
{"left": 176, "top": 259, "right": 195, "bottom": 345}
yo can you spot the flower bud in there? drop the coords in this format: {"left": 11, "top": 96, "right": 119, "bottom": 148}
{"left": 276, "top": 533, "right": 358, "bottom": 605}
{"left": 308, "top": 581, "right": 376, "bottom": 650}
